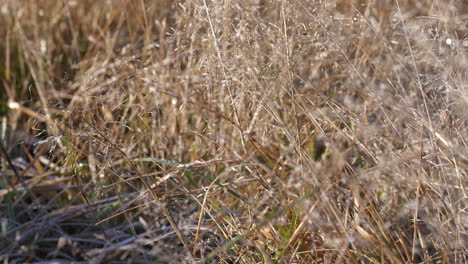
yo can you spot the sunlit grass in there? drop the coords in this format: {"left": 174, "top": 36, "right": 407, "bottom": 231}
{"left": 0, "top": 0, "right": 466, "bottom": 263}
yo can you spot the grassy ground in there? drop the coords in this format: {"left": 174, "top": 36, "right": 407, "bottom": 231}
{"left": 0, "top": 0, "right": 467, "bottom": 263}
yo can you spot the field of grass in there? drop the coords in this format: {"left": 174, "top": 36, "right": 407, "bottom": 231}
{"left": 0, "top": 0, "right": 467, "bottom": 263}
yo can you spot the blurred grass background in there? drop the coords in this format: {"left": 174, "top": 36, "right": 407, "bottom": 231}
{"left": 0, "top": 0, "right": 467, "bottom": 263}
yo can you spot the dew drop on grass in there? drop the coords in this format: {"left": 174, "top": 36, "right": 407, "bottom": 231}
{"left": 445, "top": 38, "right": 452, "bottom": 46}
{"left": 462, "top": 40, "right": 468, "bottom": 48}
{"left": 7, "top": 101, "right": 20, "bottom": 109}
{"left": 40, "top": 39, "right": 47, "bottom": 54}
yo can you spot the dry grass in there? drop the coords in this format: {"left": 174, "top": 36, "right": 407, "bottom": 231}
{"left": 0, "top": 0, "right": 467, "bottom": 263}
